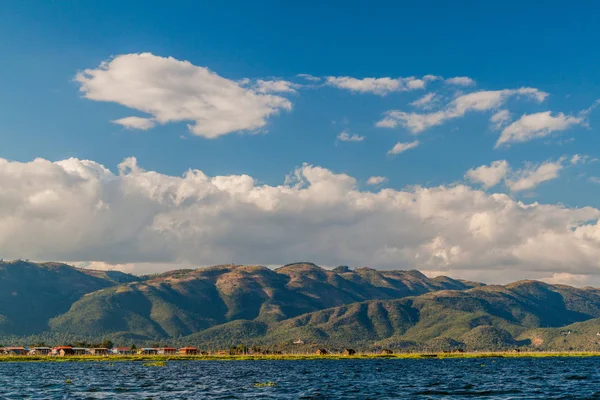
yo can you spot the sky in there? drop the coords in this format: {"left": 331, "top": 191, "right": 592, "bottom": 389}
{"left": 2, "top": 1, "right": 600, "bottom": 285}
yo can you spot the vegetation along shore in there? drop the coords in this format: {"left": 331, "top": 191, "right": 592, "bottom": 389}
{"left": 2, "top": 351, "right": 600, "bottom": 363}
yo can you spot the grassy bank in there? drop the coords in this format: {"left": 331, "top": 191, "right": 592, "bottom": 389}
{"left": 1, "top": 351, "right": 600, "bottom": 363}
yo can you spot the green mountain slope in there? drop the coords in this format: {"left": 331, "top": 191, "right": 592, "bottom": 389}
{"left": 0, "top": 260, "right": 138, "bottom": 335}
{"left": 48, "top": 263, "right": 478, "bottom": 339}
{"left": 182, "top": 280, "right": 600, "bottom": 350}
{"left": 9, "top": 260, "right": 600, "bottom": 351}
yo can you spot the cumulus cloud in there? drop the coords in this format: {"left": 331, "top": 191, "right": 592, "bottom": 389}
{"left": 366, "top": 176, "right": 387, "bottom": 185}
{"left": 3, "top": 156, "right": 600, "bottom": 282}
{"left": 325, "top": 76, "right": 426, "bottom": 95}
{"left": 337, "top": 130, "right": 364, "bottom": 142}
{"left": 506, "top": 160, "right": 565, "bottom": 192}
{"left": 465, "top": 160, "right": 509, "bottom": 189}
{"left": 387, "top": 140, "right": 420, "bottom": 155}
{"left": 467, "top": 159, "right": 567, "bottom": 192}
{"left": 445, "top": 76, "right": 476, "bottom": 86}
{"left": 495, "top": 111, "right": 585, "bottom": 147}
{"left": 75, "top": 53, "right": 292, "bottom": 138}
{"left": 377, "top": 88, "right": 547, "bottom": 133}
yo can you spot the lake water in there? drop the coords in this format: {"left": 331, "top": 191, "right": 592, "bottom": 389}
{"left": 1, "top": 358, "right": 600, "bottom": 399}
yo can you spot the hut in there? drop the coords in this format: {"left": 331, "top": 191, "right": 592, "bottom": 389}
{"left": 380, "top": 349, "right": 393, "bottom": 355}
{"left": 111, "top": 347, "right": 133, "bottom": 355}
{"left": 342, "top": 349, "right": 356, "bottom": 356}
{"left": 179, "top": 346, "right": 199, "bottom": 355}
{"left": 55, "top": 346, "right": 74, "bottom": 357}
{"left": 158, "top": 347, "right": 177, "bottom": 355}
{"left": 315, "top": 349, "right": 328, "bottom": 355}
{"left": 29, "top": 347, "right": 51, "bottom": 355}
{"left": 139, "top": 348, "right": 158, "bottom": 355}
{"left": 89, "top": 348, "right": 109, "bottom": 355}
{"left": 3, "top": 347, "right": 27, "bottom": 355}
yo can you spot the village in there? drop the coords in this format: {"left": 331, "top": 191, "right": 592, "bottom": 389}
{"left": 0, "top": 345, "right": 205, "bottom": 357}
{"left": 0, "top": 343, "right": 372, "bottom": 357}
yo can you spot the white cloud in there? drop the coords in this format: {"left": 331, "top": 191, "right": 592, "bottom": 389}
{"left": 337, "top": 130, "right": 364, "bottom": 142}
{"left": 377, "top": 87, "right": 547, "bottom": 132}
{"left": 325, "top": 76, "right": 426, "bottom": 95}
{"left": 467, "top": 159, "right": 567, "bottom": 192}
{"left": 112, "top": 116, "right": 156, "bottom": 130}
{"left": 387, "top": 140, "right": 420, "bottom": 155}
{"left": 490, "top": 110, "right": 511, "bottom": 130}
{"left": 252, "top": 79, "right": 299, "bottom": 93}
{"left": 3, "top": 156, "right": 600, "bottom": 281}
{"left": 445, "top": 76, "right": 476, "bottom": 86}
{"left": 539, "top": 272, "right": 591, "bottom": 286}
{"left": 496, "top": 111, "right": 585, "bottom": 147}
{"left": 75, "top": 53, "right": 292, "bottom": 138}
{"left": 570, "top": 154, "right": 597, "bottom": 165}
{"left": 465, "top": 160, "right": 509, "bottom": 189}
{"left": 410, "top": 92, "right": 437, "bottom": 109}
{"left": 296, "top": 73, "right": 321, "bottom": 82}
{"left": 506, "top": 160, "right": 564, "bottom": 192}
{"left": 423, "top": 75, "right": 443, "bottom": 82}
{"left": 366, "top": 176, "right": 387, "bottom": 185}
{"left": 3, "top": 156, "right": 600, "bottom": 282}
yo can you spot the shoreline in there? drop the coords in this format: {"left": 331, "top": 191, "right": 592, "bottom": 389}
{"left": 1, "top": 351, "right": 600, "bottom": 362}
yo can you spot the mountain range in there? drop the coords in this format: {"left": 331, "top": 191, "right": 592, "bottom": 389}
{"left": 3, "top": 260, "right": 600, "bottom": 351}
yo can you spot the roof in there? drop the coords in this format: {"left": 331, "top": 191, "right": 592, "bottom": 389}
{"left": 180, "top": 346, "right": 198, "bottom": 350}
{"left": 3, "top": 347, "right": 26, "bottom": 350}
{"left": 54, "top": 346, "right": 72, "bottom": 349}
{"left": 160, "top": 347, "right": 177, "bottom": 350}
{"left": 114, "top": 347, "right": 130, "bottom": 351}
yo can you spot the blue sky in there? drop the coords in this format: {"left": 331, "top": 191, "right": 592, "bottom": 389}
{"left": 2, "top": 1, "right": 600, "bottom": 283}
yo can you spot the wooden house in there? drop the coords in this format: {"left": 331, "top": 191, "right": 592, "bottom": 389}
{"left": 158, "top": 347, "right": 177, "bottom": 355}
{"left": 54, "top": 346, "right": 74, "bottom": 356}
{"left": 72, "top": 347, "right": 87, "bottom": 355}
{"left": 89, "top": 348, "right": 109, "bottom": 355}
{"left": 139, "top": 348, "right": 158, "bottom": 355}
{"left": 2, "top": 347, "right": 26, "bottom": 355}
{"left": 29, "top": 347, "right": 51, "bottom": 355}
{"left": 315, "top": 349, "right": 328, "bottom": 355}
{"left": 179, "top": 346, "right": 199, "bottom": 355}
{"left": 111, "top": 347, "right": 133, "bottom": 355}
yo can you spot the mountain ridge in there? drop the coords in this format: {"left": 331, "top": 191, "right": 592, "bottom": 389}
{"left": 4, "top": 260, "right": 600, "bottom": 352}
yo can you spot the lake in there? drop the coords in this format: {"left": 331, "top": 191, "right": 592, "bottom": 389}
{"left": 1, "top": 358, "right": 599, "bottom": 399}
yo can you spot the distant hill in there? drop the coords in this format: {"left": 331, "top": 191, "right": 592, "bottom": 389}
{"left": 48, "top": 263, "right": 477, "bottom": 338}
{"left": 0, "top": 260, "right": 138, "bottom": 335}
{"left": 6, "top": 261, "right": 600, "bottom": 352}
{"left": 183, "top": 280, "right": 600, "bottom": 350}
